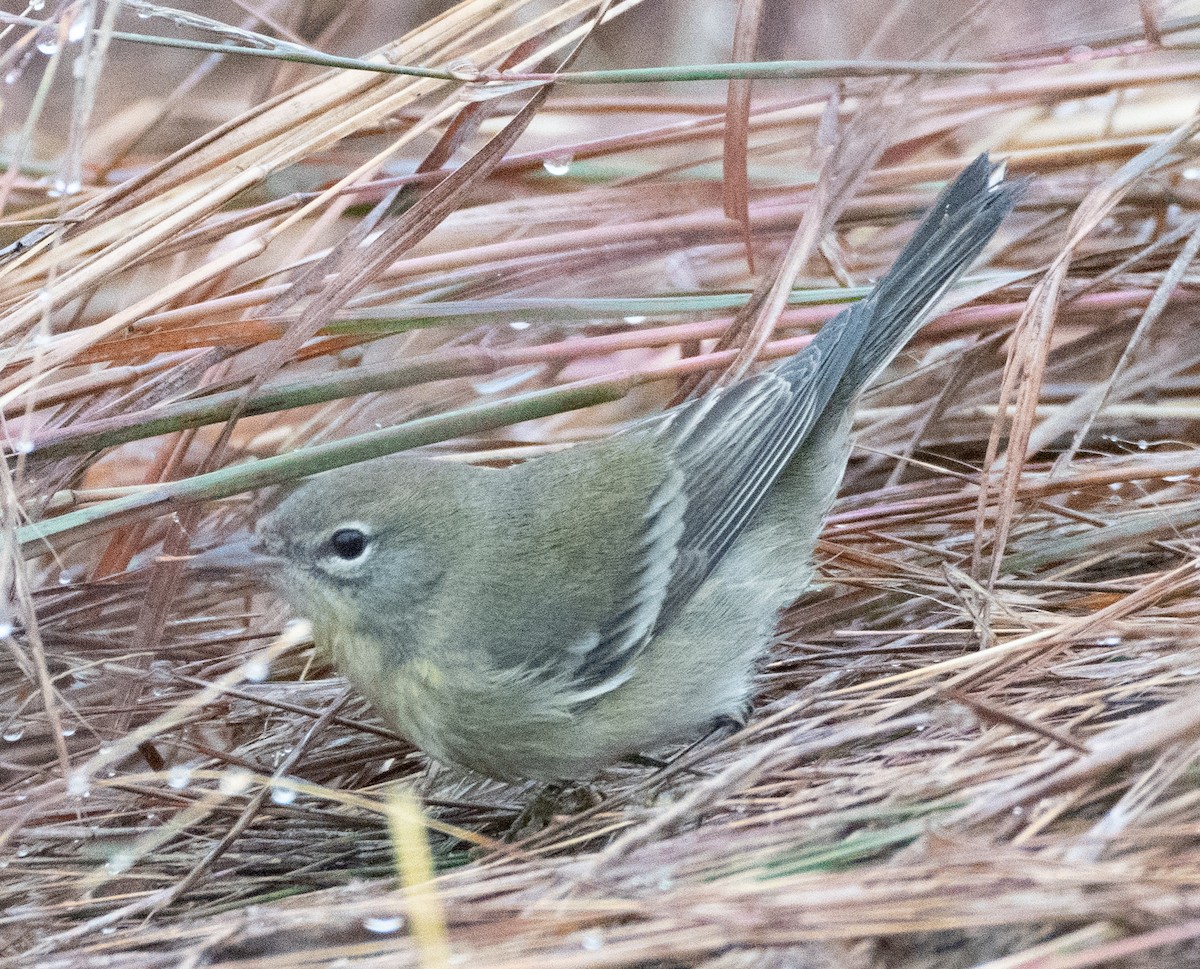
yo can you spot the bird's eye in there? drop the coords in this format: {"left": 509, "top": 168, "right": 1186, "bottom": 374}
{"left": 328, "top": 527, "right": 369, "bottom": 561}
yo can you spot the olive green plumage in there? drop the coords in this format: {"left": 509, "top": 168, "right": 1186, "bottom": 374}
{"left": 254, "top": 156, "right": 1023, "bottom": 781}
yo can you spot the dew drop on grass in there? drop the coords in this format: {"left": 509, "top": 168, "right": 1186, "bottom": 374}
{"left": 166, "top": 766, "right": 192, "bottom": 789}
{"left": 244, "top": 654, "right": 271, "bottom": 682}
{"left": 3, "top": 726, "right": 24, "bottom": 742}
{"left": 270, "top": 783, "right": 297, "bottom": 805}
{"left": 580, "top": 930, "right": 604, "bottom": 951}
{"left": 542, "top": 154, "right": 573, "bottom": 176}
{"left": 219, "top": 767, "right": 252, "bottom": 795}
{"left": 363, "top": 916, "right": 403, "bottom": 934}
{"left": 446, "top": 57, "right": 479, "bottom": 81}
{"left": 48, "top": 178, "right": 81, "bottom": 197}
{"left": 35, "top": 30, "right": 59, "bottom": 55}
{"left": 105, "top": 850, "right": 134, "bottom": 876}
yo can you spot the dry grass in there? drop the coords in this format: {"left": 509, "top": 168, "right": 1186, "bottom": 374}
{"left": 4, "top": 0, "right": 1200, "bottom": 966}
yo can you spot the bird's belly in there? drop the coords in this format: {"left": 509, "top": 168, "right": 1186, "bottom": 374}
{"left": 329, "top": 637, "right": 610, "bottom": 780}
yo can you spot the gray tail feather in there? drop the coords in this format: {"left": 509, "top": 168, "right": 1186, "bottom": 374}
{"left": 776, "top": 153, "right": 1024, "bottom": 412}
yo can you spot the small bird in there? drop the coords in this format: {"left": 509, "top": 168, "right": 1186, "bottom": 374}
{"left": 228, "top": 156, "right": 1021, "bottom": 782}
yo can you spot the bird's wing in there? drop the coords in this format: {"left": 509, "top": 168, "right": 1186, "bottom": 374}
{"left": 486, "top": 367, "right": 839, "bottom": 707}
{"left": 642, "top": 338, "right": 856, "bottom": 630}
{"left": 469, "top": 432, "right": 689, "bottom": 705}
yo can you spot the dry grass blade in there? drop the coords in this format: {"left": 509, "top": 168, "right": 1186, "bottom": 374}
{"left": 6, "top": 1, "right": 1200, "bottom": 967}
{"left": 971, "top": 111, "right": 1200, "bottom": 589}
{"left": 722, "top": 0, "right": 768, "bottom": 270}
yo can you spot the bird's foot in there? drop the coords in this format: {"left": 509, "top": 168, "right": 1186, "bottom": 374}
{"left": 504, "top": 780, "right": 603, "bottom": 841}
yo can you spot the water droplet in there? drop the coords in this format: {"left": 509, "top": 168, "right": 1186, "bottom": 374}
{"left": 1108, "top": 481, "right": 1123, "bottom": 492}
{"left": 1164, "top": 474, "right": 1190, "bottom": 482}
{"left": 1137, "top": 440, "right": 1148, "bottom": 451}
{"left": 219, "top": 767, "right": 252, "bottom": 795}
{"left": 30, "top": 0, "right": 45, "bottom": 9}
{"left": 66, "top": 771, "right": 90, "bottom": 796}
{"left": 509, "top": 320, "right": 530, "bottom": 330}
{"left": 580, "top": 930, "right": 604, "bottom": 951}
{"left": 36, "top": 30, "right": 59, "bottom": 56}
{"left": 270, "top": 782, "right": 297, "bottom": 805}
{"left": 0, "top": 623, "right": 12, "bottom": 638}
{"left": 623, "top": 315, "right": 647, "bottom": 325}
{"left": 446, "top": 57, "right": 479, "bottom": 81}
{"left": 58, "top": 570, "right": 73, "bottom": 586}
{"left": 105, "top": 850, "right": 134, "bottom": 876}
{"left": 67, "top": 15, "right": 87, "bottom": 43}
{"left": 137, "top": 8, "right": 152, "bottom": 18}
{"left": 3, "top": 726, "right": 25, "bottom": 742}
{"left": 4, "top": 70, "right": 19, "bottom": 86}
{"left": 166, "top": 766, "right": 192, "bottom": 789}
{"left": 1097, "top": 635, "right": 1122, "bottom": 647}
{"left": 1184, "top": 168, "right": 1200, "bottom": 181}
{"left": 243, "top": 655, "right": 270, "bottom": 682}
{"left": 47, "top": 178, "right": 82, "bottom": 198}
{"left": 542, "top": 154, "right": 573, "bottom": 177}
{"left": 363, "top": 915, "right": 403, "bottom": 934}
{"left": 13, "top": 439, "right": 35, "bottom": 455}
{"left": 1012, "top": 805, "right": 1024, "bottom": 816}
{"left": 16, "top": 845, "right": 30, "bottom": 858}
{"left": 100, "top": 927, "right": 116, "bottom": 935}
{"left": 61, "top": 724, "right": 76, "bottom": 738}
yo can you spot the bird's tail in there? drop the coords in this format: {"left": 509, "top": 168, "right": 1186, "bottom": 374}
{"left": 776, "top": 154, "right": 1024, "bottom": 413}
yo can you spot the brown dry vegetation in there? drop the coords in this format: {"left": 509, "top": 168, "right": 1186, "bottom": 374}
{"left": 3, "top": 0, "right": 1200, "bottom": 967}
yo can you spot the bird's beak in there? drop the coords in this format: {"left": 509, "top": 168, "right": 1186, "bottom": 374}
{"left": 184, "top": 535, "right": 283, "bottom": 579}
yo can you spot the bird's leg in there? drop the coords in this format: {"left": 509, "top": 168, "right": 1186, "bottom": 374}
{"left": 505, "top": 780, "right": 604, "bottom": 841}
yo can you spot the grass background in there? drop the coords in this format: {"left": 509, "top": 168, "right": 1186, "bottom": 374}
{"left": 4, "top": 0, "right": 1200, "bottom": 966}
